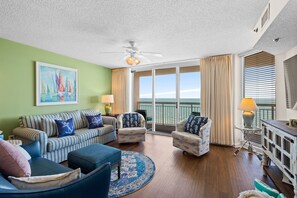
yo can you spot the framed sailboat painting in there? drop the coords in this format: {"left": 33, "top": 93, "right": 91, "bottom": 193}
{"left": 36, "top": 62, "right": 78, "bottom": 106}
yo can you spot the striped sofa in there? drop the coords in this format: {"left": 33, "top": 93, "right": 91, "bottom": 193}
{"left": 13, "top": 109, "right": 117, "bottom": 163}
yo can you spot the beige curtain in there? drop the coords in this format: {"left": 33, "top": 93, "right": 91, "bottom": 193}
{"left": 200, "top": 55, "right": 233, "bottom": 145}
{"left": 112, "top": 68, "right": 129, "bottom": 114}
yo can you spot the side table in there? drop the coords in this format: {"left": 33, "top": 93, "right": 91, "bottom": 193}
{"left": 234, "top": 126, "right": 261, "bottom": 156}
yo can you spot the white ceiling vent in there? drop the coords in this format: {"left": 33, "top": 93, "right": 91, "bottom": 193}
{"left": 261, "top": 3, "right": 270, "bottom": 28}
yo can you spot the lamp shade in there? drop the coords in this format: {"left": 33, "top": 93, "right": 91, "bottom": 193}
{"left": 101, "top": 95, "right": 114, "bottom": 103}
{"left": 239, "top": 98, "right": 258, "bottom": 111}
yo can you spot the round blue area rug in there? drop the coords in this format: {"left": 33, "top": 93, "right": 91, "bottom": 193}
{"left": 108, "top": 151, "right": 156, "bottom": 198}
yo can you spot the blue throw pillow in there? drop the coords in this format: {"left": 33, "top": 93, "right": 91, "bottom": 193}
{"left": 86, "top": 114, "right": 104, "bottom": 129}
{"left": 123, "top": 113, "right": 141, "bottom": 128}
{"left": 123, "top": 113, "right": 131, "bottom": 128}
{"left": 130, "top": 113, "right": 141, "bottom": 127}
{"left": 55, "top": 118, "right": 75, "bottom": 137}
{"left": 184, "top": 115, "right": 208, "bottom": 135}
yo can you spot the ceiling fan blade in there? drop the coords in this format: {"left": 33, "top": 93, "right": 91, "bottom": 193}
{"left": 139, "top": 52, "right": 163, "bottom": 57}
{"left": 137, "top": 54, "right": 151, "bottom": 63}
{"left": 98, "top": 52, "right": 125, "bottom": 54}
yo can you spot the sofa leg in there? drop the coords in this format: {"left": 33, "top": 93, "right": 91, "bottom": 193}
{"left": 118, "top": 163, "right": 121, "bottom": 179}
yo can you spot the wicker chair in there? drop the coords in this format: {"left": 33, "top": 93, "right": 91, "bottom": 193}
{"left": 117, "top": 112, "right": 147, "bottom": 143}
{"left": 172, "top": 118, "right": 212, "bottom": 157}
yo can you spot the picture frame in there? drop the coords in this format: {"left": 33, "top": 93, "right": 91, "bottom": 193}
{"left": 36, "top": 62, "right": 78, "bottom": 106}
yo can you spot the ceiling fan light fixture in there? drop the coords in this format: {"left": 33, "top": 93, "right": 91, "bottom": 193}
{"left": 134, "top": 57, "right": 140, "bottom": 65}
{"left": 126, "top": 56, "right": 134, "bottom": 65}
{"left": 126, "top": 56, "right": 140, "bottom": 66}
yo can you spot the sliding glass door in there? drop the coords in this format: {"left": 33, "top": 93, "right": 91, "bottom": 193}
{"left": 134, "top": 66, "right": 200, "bottom": 133}
{"left": 155, "top": 67, "right": 177, "bottom": 132}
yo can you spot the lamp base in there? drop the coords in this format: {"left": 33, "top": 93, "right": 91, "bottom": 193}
{"left": 105, "top": 104, "right": 112, "bottom": 115}
{"left": 243, "top": 111, "right": 254, "bottom": 128}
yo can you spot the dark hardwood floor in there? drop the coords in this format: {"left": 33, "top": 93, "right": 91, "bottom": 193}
{"left": 107, "top": 134, "right": 275, "bottom": 198}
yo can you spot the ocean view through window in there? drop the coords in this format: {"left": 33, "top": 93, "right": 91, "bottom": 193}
{"left": 138, "top": 67, "right": 200, "bottom": 128}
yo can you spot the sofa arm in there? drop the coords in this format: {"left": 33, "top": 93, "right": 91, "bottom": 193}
{"left": 177, "top": 119, "right": 187, "bottom": 132}
{"left": 102, "top": 116, "right": 117, "bottom": 130}
{"left": 200, "top": 119, "right": 212, "bottom": 141}
{"left": 13, "top": 127, "right": 48, "bottom": 156}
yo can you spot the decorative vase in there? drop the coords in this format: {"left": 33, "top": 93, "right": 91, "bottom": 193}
{"left": 105, "top": 103, "right": 112, "bottom": 115}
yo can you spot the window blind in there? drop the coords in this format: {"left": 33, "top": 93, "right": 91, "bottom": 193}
{"left": 243, "top": 51, "right": 276, "bottom": 145}
{"left": 244, "top": 51, "right": 276, "bottom": 105}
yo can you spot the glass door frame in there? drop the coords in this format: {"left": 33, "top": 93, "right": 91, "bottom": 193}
{"left": 151, "top": 66, "right": 180, "bottom": 132}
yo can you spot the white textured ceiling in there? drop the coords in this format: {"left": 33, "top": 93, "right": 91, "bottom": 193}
{"left": 0, "top": 0, "right": 268, "bottom": 68}
{"left": 254, "top": 0, "right": 297, "bottom": 55}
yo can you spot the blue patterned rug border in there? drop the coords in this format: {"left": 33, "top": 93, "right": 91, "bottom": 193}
{"left": 108, "top": 151, "right": 156, "bottom": 198}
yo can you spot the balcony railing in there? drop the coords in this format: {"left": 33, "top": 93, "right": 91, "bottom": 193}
{"left": 137, "top": 101, "right": 276, "bottom": 128}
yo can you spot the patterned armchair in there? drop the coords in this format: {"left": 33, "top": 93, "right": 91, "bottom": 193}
{"left": 117, "top": 112, "right": 147, "bottom": 143}
{"left": 172, "top": 118, "right": 212, "bottom": 157}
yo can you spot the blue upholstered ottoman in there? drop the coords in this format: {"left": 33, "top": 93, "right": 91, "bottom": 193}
{"left": 68, "top": 144, "right": 122, "bottom": 178}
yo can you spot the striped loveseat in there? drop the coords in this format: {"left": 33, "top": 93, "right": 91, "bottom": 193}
{"left": 13, "top": 109, "right": 117, "bottom": 163}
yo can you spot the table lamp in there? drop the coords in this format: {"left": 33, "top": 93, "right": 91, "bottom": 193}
{"left": 101, "top": 95, "right": 114, "bottom": 115}
{"left": 239, "top": 98, "right": 258, "bottom": 128}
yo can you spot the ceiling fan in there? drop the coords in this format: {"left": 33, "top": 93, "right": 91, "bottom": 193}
{"left": 99, "top": 41, "right": 163, "bottom": 66}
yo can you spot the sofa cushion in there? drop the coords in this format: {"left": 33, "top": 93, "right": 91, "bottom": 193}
{"left": 75, "top": 128, "right": 98, "bottom": 142}
{"left": 184, "top": 115, "right": 208, "bottom": 135}
{"left": 80, "top": 109, "right": 100, "bottom": 127}
{"left": 118, "top": 127, "right": 146, "bottom": 135}
{"left": 55, "top": 118, "right": 75, "bottom": 137}
{"left": 0, "top": 140, "right": 31, "bottom": 177}
{"left": 47, "top": 136, "right": 79, "bottom": 152}
{"left": 19, "top": 113, "right": 61, "bottom": 130}
{"left": 97, "top": 124, "right": 114, "bottom": 136}
{"left": 86, "top": 114, "right": 104, "bottom": 129}
{"left": 30, "top": 158, "right": 73, "bottom": 176}
{"left": 9, "top": 168, "right": 81, "bottom": 190}
{"left": 60, "top": 110, "right": 84, "bottom": 130}
{"left": 41, "top": 116, "right": 62, "bottom": 137}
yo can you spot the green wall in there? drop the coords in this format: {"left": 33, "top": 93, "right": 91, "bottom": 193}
{"left": 0, "top": 38, "right": 112, "bottom": 138}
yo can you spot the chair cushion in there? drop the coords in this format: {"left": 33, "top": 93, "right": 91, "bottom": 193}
{"left": 118, "top": 127, "right": 146, "bottom": 135}
{"left": 75, "top": 128, "right": 98, "bottom": 142}
{"left": 68, "top": 144, "right": 121, "bottom": 174}
{"left": 47, "top": 135, "right": 79, "bottom": 152}
{"left": 172, "top": 131, "right": 202, "bottom": 146}
{"left": 41, "top": 116, "right": 62, "bottom": 137}
{"left": 86, "top": 114, "right": 104, "bottom": 129}
{"left": 184, "top": 115, "right": 208, "bottom": 135}
{"left": 123, "top": 113, "right": 141, "bottom": 128}
{"left": 0, "top": 140, "right": 31, "bottom": 177}
{"left": 97, "top": 124, "right": 115, "bottom": 136}
{"left": 60, "top": 110, "right": 84, "bottom": 130}
{"left": 55, "top": 118, "right": 75, "bottom": 137}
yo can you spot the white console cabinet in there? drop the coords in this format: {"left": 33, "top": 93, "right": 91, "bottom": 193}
{"left": 262, "top": 120, "right": 297, "bottom": 198}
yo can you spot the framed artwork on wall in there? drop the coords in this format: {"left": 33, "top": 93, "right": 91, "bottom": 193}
{"left": 36, "top": 62, "right": 78, "bottom": 106}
